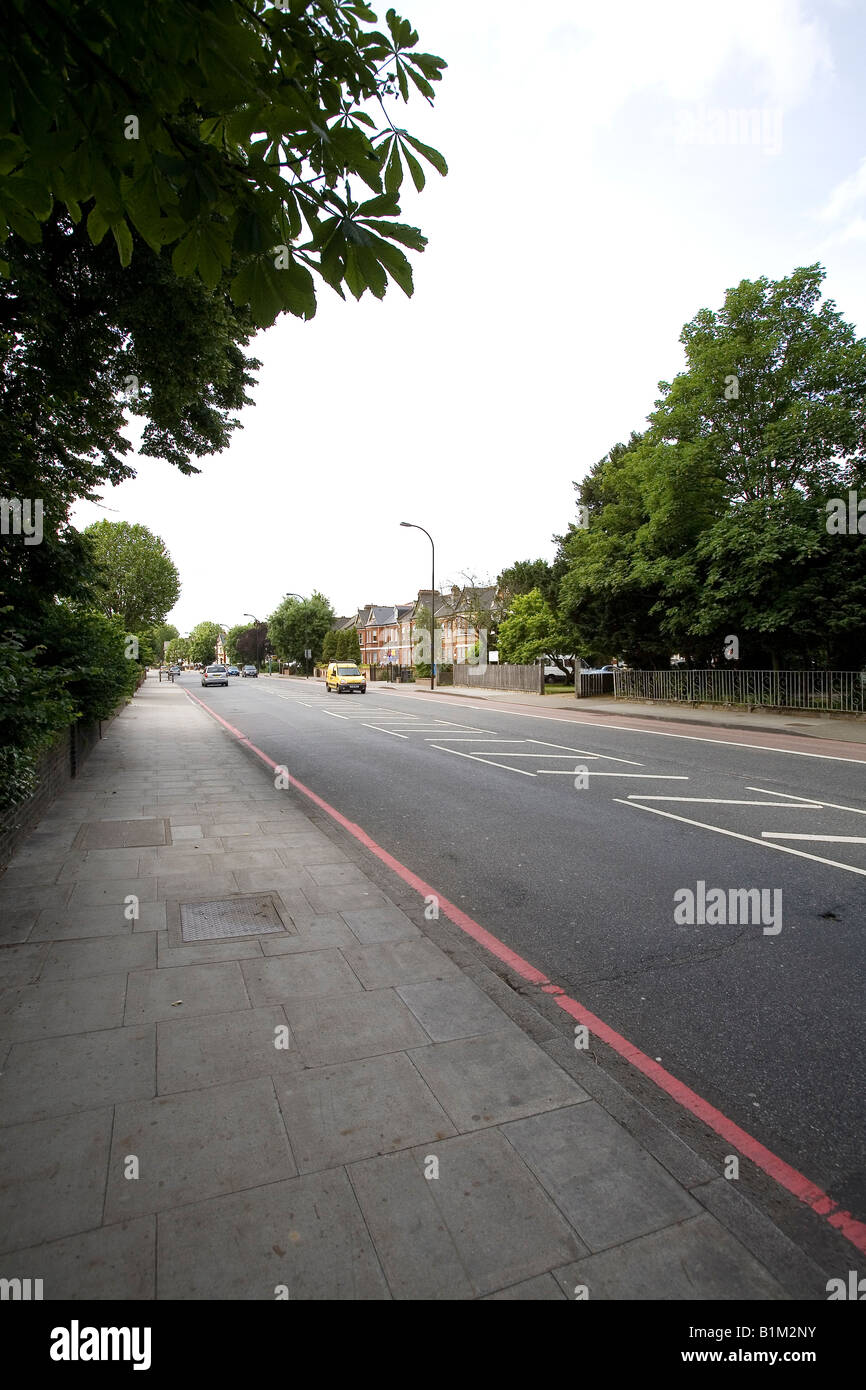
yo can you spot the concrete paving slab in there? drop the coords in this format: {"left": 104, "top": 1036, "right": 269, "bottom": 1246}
{"left": 0, "top": 943, "right": 48, "bottom": 987}
{"left": 104, "top": 1077, "right": 296, "bottom": 1221}
{"left": 261, "top": 916, "right": 358, "bottom": 953}
{"left": 156, "top": 1170, "right": 390, "bottom": 1300}
{"left": 0, "top": 974, "right": 127, "bottom": 1041}
{"left": 483, "top": 1273, "right": 568, "bottom": 1300}
{"left": 410, "top": 1031, "right": 588, "bottom": 1131}
{"left": 342, "top": 939, "right": 460, "bottom": 989}
{"left": 156, "top": 933, "right": 265, "bottom": 968}
{"left": 340, "top": 906, "right": 421, "bottom": 944}
{"left": 551, "top": 1212, "right": 787, "bottom": 1300}
{"left": 69, "top": 878, "right": 158, "bottom": 909}
{"left": 0, "top": 909, "right": 38, "bottom": 945}
{"left": 123, "top": 962, "right": 250, "bottom": 1025}
{"left": 0, "top": 1217, "right": 155, "bottom": 1300}
{"left": 155, "top": 873, "right": 239, "bottom": 900}
{"left": 274, "top": 1051, "right": 455, "bottom": 1171}
{"left": 502, "top": 1103, "right": 701, "bottom": 1251}
{"left": 0, "top": 1108, "right": 113, "bottom": 1253}
{"left": 349, "top": 1129, "right": 587, "bottom": 1299}
{"left": 241, "top": 950, "right": 362, "bottom": 1006}
{"left": 0, "top": 1025, "right": 155, "bottom": 1123}
{"left": 157, "top": 1005, "right": 296, "bottom": 1094}
{"left": 286, "top": 989, "right": 430, "bottom": 1065}
{"left": 397, "top": 977, "right": 520, "bottom": 1042}
{"left": 40, "top": 933, "right": 156, "bottom": 981}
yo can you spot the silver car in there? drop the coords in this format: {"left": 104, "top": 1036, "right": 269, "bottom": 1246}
{"left": 201, "top": 664, "right": 229, "bottom": 687}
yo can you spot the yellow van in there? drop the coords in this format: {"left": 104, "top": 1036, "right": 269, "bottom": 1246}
{"left": 325, "top": 662, "right": 367, "bottom": 694}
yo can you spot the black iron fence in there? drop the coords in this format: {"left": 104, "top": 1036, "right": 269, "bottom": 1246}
{"left": 608, "top": 668, "right": 866, "bottom": 712}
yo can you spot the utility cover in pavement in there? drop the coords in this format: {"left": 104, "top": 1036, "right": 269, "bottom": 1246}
{"left": 180, "top": 895, "right": 285, "bottom": 941}
{"left": 73, "top": 818, "right": 170, "bottom": 849}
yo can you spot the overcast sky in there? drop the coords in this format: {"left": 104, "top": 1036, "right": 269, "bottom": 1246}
{"left": 71, "top": 0, "right": 866, "bottom": 636}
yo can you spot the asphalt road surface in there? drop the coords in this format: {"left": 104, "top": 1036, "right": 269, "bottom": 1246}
{"left": 182, "top": 673, "right": 866, "bottom": 1222}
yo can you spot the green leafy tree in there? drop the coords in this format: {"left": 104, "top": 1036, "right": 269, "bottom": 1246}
{"left": 0, "top": 625, "right": 76, "bottom": 808}
{"left": 2, "top": 1, "right": 447, "bottom": 326}
{"left": 497, "top": 590, "right": 578, "bottom": 678}
{"left": 147, "top": 622, "right": 179, "bottom": 663}
{"left": 496, "top": 560, "right": 554, "bottom": 613}
{"left": 557, "top": 266, "right": 866, "bottom": 669}
{"left": 187, "top": 621, "right": 221, "bottom": 666}
{"left": 37, "top": 606, "right": 141, "bottom": 721}
{"left": 84, "top": 520, "right": 180, "bottom": 632}
{"left": 268, "top": 592, "right": 335, "bottom": 664}
{"left": 165, "top": 637, "right": 190, "bottom": 665}
{"left": 321, "top": 629, "right": 338, "bottom": 663}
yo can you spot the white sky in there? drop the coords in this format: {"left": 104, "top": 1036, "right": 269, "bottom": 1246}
{"left": 71, "top": 0, "right": 866, "bottom": 635}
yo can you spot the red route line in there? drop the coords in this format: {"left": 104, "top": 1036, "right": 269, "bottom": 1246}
{"left": 184, "top": 687, "right": 866, "bottom": 1255}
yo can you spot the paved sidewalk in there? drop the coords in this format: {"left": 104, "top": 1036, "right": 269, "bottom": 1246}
{"left": 0, "top": 677, "right": 847, "bottom": 1299}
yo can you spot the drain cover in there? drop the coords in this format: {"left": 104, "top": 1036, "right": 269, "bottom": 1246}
{"left": 180, "top": 895, "right": 285, "bottom": 941}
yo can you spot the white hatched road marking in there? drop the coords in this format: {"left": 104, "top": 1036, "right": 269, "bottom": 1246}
{"left": 747, "top": 787, "right": 866, "bottom": 817}
{"left": 429, "top": 745, "right": 537, "bottom": 776}
{"left": 537, "top": 771, "right": 689, "bottom": 779}
{"left": 626, "top": 797, "right": 823, "bottom": 808}
{"left": 619, "top": 799, "right": 866, "bottom": 878}
{"left": 761, "top": 833, "right": 866, "bottom": 843}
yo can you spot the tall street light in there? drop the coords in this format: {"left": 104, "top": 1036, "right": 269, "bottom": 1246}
{"left": 400, "top": 522, "right": 435, "bottom": 691}
{"left": 243, "top": 613, "right": 261, "bottom": 671}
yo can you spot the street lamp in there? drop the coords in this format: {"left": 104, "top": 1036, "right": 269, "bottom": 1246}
{"left": 401, "top": 522, "right": 435, "bottom": 691}
{"left": 243, "top": 613, "right": 262, "bottom": 672}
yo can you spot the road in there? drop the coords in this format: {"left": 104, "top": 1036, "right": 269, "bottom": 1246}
{"left": 181, "top": 673, "right": 866, "bottom": 1222}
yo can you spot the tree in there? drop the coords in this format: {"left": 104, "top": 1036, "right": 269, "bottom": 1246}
{"left": 1, "top": 214, "right": 258, "bottom": 636}
{"left": 187, "top": 621, "right": 221, "bottom": 666}
{"left": 497, "top": 560, "right": 554, "bottom": 613}
{"left": 344, "top": 628, "right": 362, "bottom": 663}
{"left": 84, "top": 520, "right": 180, "bottom": 632}
{"left": 268, "top": 592, "right": 335, "bottom": 665}
{"left": 2, "top": 1, "right": 447, "bottom": 328}
{"left": 148, "top": 622, "right": 179, "bottom": 662}
{"left": 165, "top": 637, "right": 189, "bottom": 665}
{"left": 556, "top": 266, "right": 866, "bottom": 668}
{"left": 321, "top": 629, "right": 338, "bottom": 663}
{"left": 497, "top": 590, "right": 579, "bottom": 678}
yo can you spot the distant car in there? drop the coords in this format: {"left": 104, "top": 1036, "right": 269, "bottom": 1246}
{"left": 202, "top": 664, "right": 229, "bottom": 687}
{"left": 325, "top": 662, "right": 366, "bottom": 694}
{"left": 227, "top": 665, "right": 239, "bottom": 677}
{"left": 241, "top": 665, "right": 258, "bottom": 678}
{"left": 170, "top": 664, "right": 181, "bottom": 675}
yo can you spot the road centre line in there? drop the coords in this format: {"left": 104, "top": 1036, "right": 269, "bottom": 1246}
{"left": 618, "top": 799, "right": 866, "bottom": 878}
{"left": 761, "top": 833, "right": 866, "bottom": 843}
{"left": 429, "top": 744, "right": 536, "bottom": 775}
{"left": 747, "top": 787, "right": 866, "bottom": 818}
{"left": 626, "top": 797, "right": 824, "bottom": 807}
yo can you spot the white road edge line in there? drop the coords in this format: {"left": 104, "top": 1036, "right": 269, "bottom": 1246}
{"left": 618, "top": 799, "right": 866, "bottom": 878}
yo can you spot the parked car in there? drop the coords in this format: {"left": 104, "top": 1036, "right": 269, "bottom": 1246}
{"left": 325, "top": 662, "right": 366, "bottom": 694}
{"left": 227, "top": 665, "right": 239, "bottom": 677}
{"left": 241, "top": 665, "right": 258, "bottom": 678}
{"left": 201, "top": 664, "right": 229, "bottom": 687}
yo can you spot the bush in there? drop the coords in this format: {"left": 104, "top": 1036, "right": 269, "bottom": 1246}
{"left": 0, "top": 627, "right": 76, "bottom": 808}
{"left": 38, "top": 606, "right": 141, "bottom": 722}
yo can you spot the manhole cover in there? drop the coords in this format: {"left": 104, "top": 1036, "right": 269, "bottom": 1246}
{"left": 73, "top": 818, "right": 170, "bottom": 849}
{"left": 180, "top": 895, "right": 285, "bottom": 941}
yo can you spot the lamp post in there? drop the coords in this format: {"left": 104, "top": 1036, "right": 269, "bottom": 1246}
{"left": 243, "top": 613, "right": 261, "bottom": 672}
{"left": 400, "top": 522, "right": 435, "bottom": 691}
